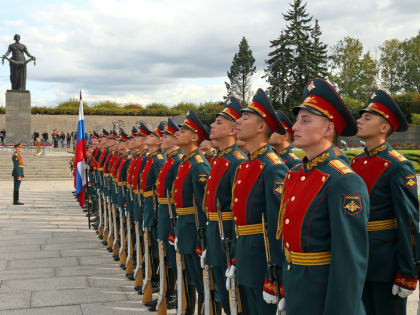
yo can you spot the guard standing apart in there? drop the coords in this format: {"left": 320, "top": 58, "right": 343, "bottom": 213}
{"left": 275, "top": 78, "right": 370, "bottom": 315}
{"left": 203, "top": 96, "right": 247, "bottom": 315}
{"left": 269, "top": 110, "right": 302, "bottom": 169}
{"left": 173, "top": 110, "right": 211, "bottom": 314}
{"left": 227, "top": 89, "right": 288, "bottom": 315}
{"left": 12, "top": 142, "right": 24, "bottom": 205}
{"left": 351, "top": 90, "right": 420, "bottom": 315}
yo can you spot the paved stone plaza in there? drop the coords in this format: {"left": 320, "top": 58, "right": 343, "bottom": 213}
{"left": 0, "top": 180, "right": 164, "bottom": 314}
{"left": 0, "top": 179, "right": 418, "bottom": 314}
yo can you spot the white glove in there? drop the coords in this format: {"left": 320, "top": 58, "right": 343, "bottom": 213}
{"left": 200, "top": 250, "right": 207, "bottom": 269}
{"left": 392, "top": 284, "right": 414, "bottom": 298}
{"left": 263, "top": 290, "right": 278, "bottom": 304}
{"left": 417, "top": 298, "right": 420, "bottom": 315}
{"left": 277, "top": 298, "right": 286, "bottom": 315}
{"left": 225, "top": 265, "right": 236, "bottom": 290}
{"left": 106, "top": 196, "right": 110, "bottom": 203}
{"left": 173, "top": 237, "right": 178, "bottom": 251}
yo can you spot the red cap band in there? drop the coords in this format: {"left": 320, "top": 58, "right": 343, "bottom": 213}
{"left": 247, "top": 101, "right": 278, "bottom": 132}
{"left": 367, "top": 101, "right": 400, "bottom": 131}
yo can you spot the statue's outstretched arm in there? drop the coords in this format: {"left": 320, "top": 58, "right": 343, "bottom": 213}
{"left": 23, "top": 46, "right": 35, "bottom": 60}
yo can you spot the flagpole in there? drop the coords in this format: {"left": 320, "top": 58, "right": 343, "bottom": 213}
{"left": 80, "top": 90, "right": 91, "bottom": 229}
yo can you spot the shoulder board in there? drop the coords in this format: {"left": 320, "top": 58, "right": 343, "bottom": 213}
{"left": 329, "top": 159, "right": 353, "bottom": 175}
{"left": 178, "top": 154, "right": 184, "bottom": 160}
{"left": 195, "top": 155, "right": 204, "bottom": 163}
{"left": 267, "top": 152, "right": 282, "bottom": 165}
{"left": 157, "top": 154, "right": 163, "bottom": 160}
{"left": 233, "top": 151, "right": 246, "bottom": 160}
{"left": 288, "top": 152, "right": 299, "bottom": 160}
{"left": 333, "top": 147, "right": 343, "bottom": 156}
{"left": 388, "top": 150, "right": 407, "bottom": 162}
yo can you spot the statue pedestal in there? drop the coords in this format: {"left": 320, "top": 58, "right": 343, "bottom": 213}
{"left": 5, "top": 90, "right": 32, "bottom": 145}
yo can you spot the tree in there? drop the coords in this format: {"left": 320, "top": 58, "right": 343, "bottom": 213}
{"left": 329, "top": 37, "right": 378, "bottom": 102}
{"left": 225, "top": 36, "right": 256, "bottom": 105}
{"left": 264, "top": 1, "right": 328, "bottom": 111}
{"left": 400, "top": 31, "right": 420, "bottom": 92}
{"left": 379, "top": 39, "right": 403, "bottom": 94}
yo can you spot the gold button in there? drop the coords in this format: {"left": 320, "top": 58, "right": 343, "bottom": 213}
{"left": 363, "top": 160, "right": 367, "bottom": 165}
{"left": 176, "top": 176, "right": 178, "bottom": 179}
{"left": 285, "top": 219, "right": 289, "bottom": 224}
{"left": 260, "top": 165, "right": 263, "bottom": 169}
{"left": 214, "top": 161, "right": 216, "bottom": 165}
{"left": 207, "top": 191, "right": 209, "bottom": 194}
{"left": 175, "top": 189, "right": 177, "bottom": 192}
{"left": 246, "top": 164, "right": 249, "bottom": 168}
{"left": 384, "top": 162, "right": 388, "bottom": 166}
{"left": 238, "top": 180, "right": 241, "bottom": 184}
{"left": 322, "top": 176, "right": 326, "bottom": 182}
{"left": 226, "top": 162, "right": 229, "bottom": 166}
{"left": 235, "top": 198, "right": 238, "bottom": 202}
{"left": 291, "top": 196, "right": 295, "bottom": 201}
{"left": 301, "top": 176, "right": 306, "bottom": 181}
{"left": 209, "top": 176, "right": 211, "bottom": 179}
{"left": 206, "top": 221, "right": 209, "bottom": 225}
{"left": 287, "top": 265, "right": 291, "bottom": 270}
{"left": 286, "top": 242, "right": 290, "bottom": 248}
{"left": 234, "top": 216, "right": 237, "bottom": 221}
{"left": 288, "top": 174, "right": 291, "bottom": 179}
{"left": 352, "top": 160, "right": 355, "bottom": 164}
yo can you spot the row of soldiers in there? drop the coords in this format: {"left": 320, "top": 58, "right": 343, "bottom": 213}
{"left": 82, "top": 78, "right": 420, "bottom": 315}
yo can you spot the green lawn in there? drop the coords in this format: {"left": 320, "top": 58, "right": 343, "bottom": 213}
{"left": 293, "top": 149, "right": 420, "bottom": 173}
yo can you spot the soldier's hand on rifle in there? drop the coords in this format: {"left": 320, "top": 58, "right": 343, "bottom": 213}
{"left": 225, "top": 265, "right": 236, "bottom": 290}
{"left": 263, "top": 279, "right": 278, "bottom": 304}
{"left": 392, "top": 284, "right": 414, "bottom": 298}
{"left": 277, "top": 297, "right": 286, "bottom": 315}
{"left": 200, "top": 249, "right": 206, "bottom": 269}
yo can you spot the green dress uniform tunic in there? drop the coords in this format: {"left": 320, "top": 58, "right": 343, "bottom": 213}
{"left": 131, "top": 150, "right": 148, "bottom": 224}
{"left": 277, "top": 146, "right": 370, "bottom": 315}
{"left": 12, "top": 151, "right": 24, "bottom": 192}
{"left": 156, "top": 148, "right": 183, "bottom": 269}
{"left": 276, "top": 145, "right": 301, "bottom": 169}
{"left": 173, "top": 149, "right": 210, "bottom": 294}
{"left": 231, "top": 144, "right": 288, "bottom": 315}
{"left": 204, "top": 144, "right": 247, "bottom": 315}
{"left": 351, "top": 143, "right": 420, "bottom": 315}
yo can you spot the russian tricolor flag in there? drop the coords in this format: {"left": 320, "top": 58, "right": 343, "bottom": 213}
{"left": 74, "top": 91, "right": 87, "bottom": 207}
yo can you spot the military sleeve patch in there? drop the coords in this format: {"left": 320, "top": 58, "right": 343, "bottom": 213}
{"left": 342, "top": 194, "right": 362, "bottom": 216}
{"left": 288, "top": 152, "right": 299, "bottom": 160}
{"left": 388, "top": 150, "right": 407, "bottom": 162}
{"left": 233, "top": 151, "right": 245, "bottom": 160}
{"left": 198, "top": 173, "right": 208, "bottom": 183}
{"left": 267, "top": 152, "right": 282, "bottom": 165}
{"left": 329, "top": 159, "right": 353, "bottom": 175}
{"left": 405, "top": 175, "right": 417, "bottom": 190}
{"left": 195, "top": 155, "right": 204, "bottom": 163}
{"left": 273, "top": 180, "right": 284, "bottom": 196}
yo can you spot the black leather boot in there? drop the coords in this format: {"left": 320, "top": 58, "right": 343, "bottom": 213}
{"left": 185, "top": 285, "right": 196, "bottom": 315}
{"left": 14, "top": 191, "right": 23, "bottom": 205}
{"left": 197, "top": 292, "right": 204, "bottom": 315}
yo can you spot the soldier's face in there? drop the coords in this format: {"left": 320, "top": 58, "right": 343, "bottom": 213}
{"left": 356, "top": 112, "right": 391, "bottom": 139}
{"left": 161, "top": 134, "right": 176, "bottom": 151}
{"left": 268, "top": 132, "right": 286, "bottom": 147}
{"left": 293, "top": 109, "right": 332, "bottom": 149}
{"left": 236, "top": 112, "right": 260, "bottom": 141}
{"left": 210, "top": 116, "right": 236, "bottom": 145}
{"left": 176, "top": 127, "right": 196, "bottom": 146}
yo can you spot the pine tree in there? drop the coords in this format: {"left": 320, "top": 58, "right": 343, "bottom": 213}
{"left": 225, "top": 37, "right": 256, "bottom": 105}
{"left": 264, "top": 30, "right": 294, "bottom": 112}
{"left": 264, "top": 0, "right": 328, "bottom": 111}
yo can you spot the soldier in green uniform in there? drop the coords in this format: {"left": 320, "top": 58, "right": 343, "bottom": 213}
{"left": 226, "top": 89, "right": 288, "bottom": 315}
{"left": 141, "top": 122, "right": 167, "bottom": 307}
{"left": 12, "top": 143, "right": 24, "bottom": 205}
{"left": 203, "top": 97, "right": 247, "bottom": 315}
{"left": 269, "top": 110, "right": 302, "bottom": 169}
{"left": 150, "top": 118, "right": 183, "bottom": 311}
{"left": 173, "top": 110, "right": 211, "bottom": 314}
{"left": 351, "top": 90, "right": 420, "bottom": 315}
{"left": 275, "top": 78, "right": 370, "bottom": 315}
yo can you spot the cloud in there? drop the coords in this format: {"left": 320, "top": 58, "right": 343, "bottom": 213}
{"left": 0, "top": 0, "right": 418, "bottom": 107}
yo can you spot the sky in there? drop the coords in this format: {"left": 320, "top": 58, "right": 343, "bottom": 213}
{"left": 0, "top": 0, "right": 419, "bottom": 107}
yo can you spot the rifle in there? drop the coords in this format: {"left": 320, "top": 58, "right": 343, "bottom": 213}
{"left": 193, "top": 196, "right": 215, "bottom": 315}
{"left": 134, "top": 194, "right": 145, "bottom": 291}
{"left": 262, "top": 214, "right": 280, "bottom": 305}
{"left": 111, "top": 180, "right": 120, "bottom": 256}
{"left": 156, "top": 240, "right": 168, "bottom": 315}
{"left": 142, "top": 226, "right": 153, "bottom": 304}
{"left": 168, "top": 189, "right": 188, "bottom": 315}
{"left": 119, "top": 189, "right": 127, "bottom": 268}
{"left": 125, "top": 188, "right": 135, "bottom": 277}
{"left": 84, "top": 165, "right": 91, "bottom": 229}
{"left": 216, "top": 199, "right": 241, "bottom": 315}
